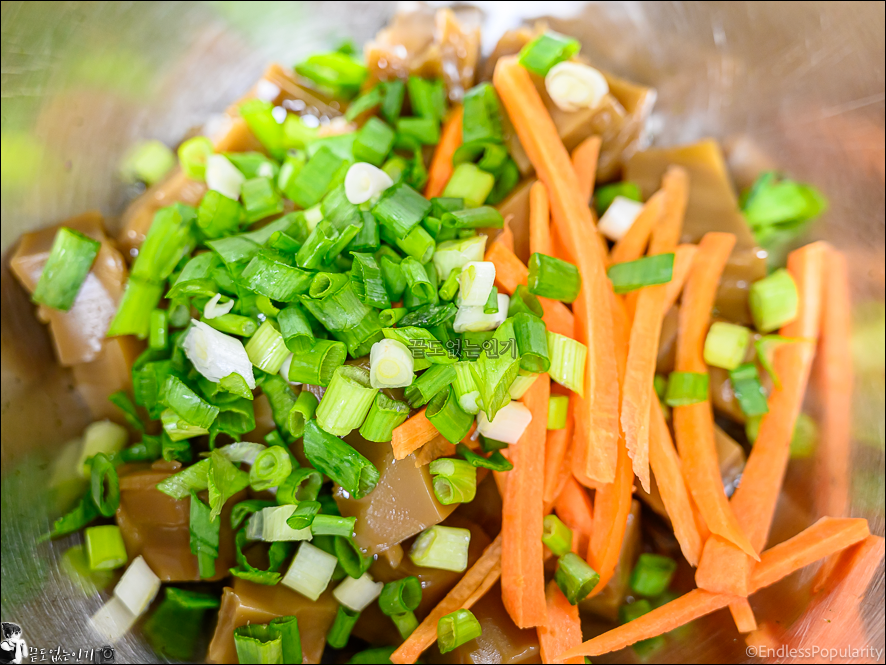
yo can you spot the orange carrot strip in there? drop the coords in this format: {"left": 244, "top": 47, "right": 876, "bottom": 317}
{"left": 550, "top": 218, "right": 574, "bottom": 265}
{"left": 672, "top": 232, "right": 758, "bottom": 561}
{"left": 557, "top": 516, "right": 870, "bottom": 659}
{"left": 501, "top": 374, "right": 550, "bottom": 628}
{"left": 543, "top": 394, "right": 575, "bottom": 507}
{"left": 494, "top": 56, "right": 620, "bottom": 485}
{"left": 608, "top": 190, "right": 666, "bottom": 265}
{"left": 744, "top": 620, "right": 783, "bottom": 653}
{"left": 788, "top": 535, "right": 885, "bottom": 657}
{"left": 495, "top": 215, "right": 516, "bottom": 252}
{"left": 621, "top": 167, "right": 690, "bottom": 492}
{"left": 571, "top": 136, "right": 602, "bottom": 204}
{"left": 390, "top": 535, "right": 502, "bottom": 664}
{"left": 391, "top": 408, "right": 436, "bottom": 460}
{"left": 695, "top": 242, "right": 827, "bottom": 596}
{"left": 529, "top": 181, "right": 552, "bottom": 255}
{"left": 538, "top": 581, "right": 583, "bottom": 664}
{"left": 815, "top": 248, "right": 853, "bottom": 519}
{"left": 728, "top": 599, "right": 758, "bottom": 634}
{"left": 553, "top": 476, "right": 594, "bottom": 558}
{"left": 413, "top": 435, "right": 456, "bottom": 467}
{"left": 485, "top": 242, "right": 575, "bottom": 338}
{"left": 648, "top": 398, "right": 704, "bottom": 566}
{"left": 662, "top": 243, "right": 698, "bottom": 313}
{"left": 423, "top": 105, "right": 464, "bottom": 198}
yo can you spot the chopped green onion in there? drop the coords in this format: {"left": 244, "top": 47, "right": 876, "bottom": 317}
{"left": 208, "top": 449, "right": 250, "bottom": 521}
{"left": 408, "top": 76, "right": 446, "bottom": 121}
{"left": 455, "top": 443, "right": 513, "bottom": 472}
{"left": 327, "top": 605, "right": 361, "bottom": 649}
{"left": 225, "top": 151, "right": 280, "bottom": 180}
{"left": 196, "top": 189, "right": 244, "bottom": 240}
{"left": 142, "top": 587, "right": 220, "bottom": 662}
{"left": 548, "top": 394, "right": 569, "bottom": 430}
{"left": 405, "top": 364, "right": 457, "bottom": 408}
{"left": 543, "top": 514, "right": 573, "bottom": 557}
{"left": 441, "top": 163, "right": 495, "bottom": 209}
{"left": 345, "top": 84, "right": 383, "bottom": 121}
{"left": 286, "top": 338, "right": 347, "bottom": 386}
{"left": 372, "top": 181, "right": 432, "bottom": 237}
{"left": 472, "top": 318, "right": 520, "bottom": 419}
{"left": 285, "top": 500, "right": 321, "bottom": 530}
{"left": 178, "top": 136, "right": 214, "bottom": 180}
{"left": 512, "top": 312, "right": 550, "bottom": 373}
{"left": 32, "top": 226, "right": 101, "bottom": 311}
{"left": 429, "top": 456, "right": 477, "bottom": 505}
{"left": 441, "top": 205, "right": 503, "bottom": 229}
{"left": 89, "top": 453, "right": 120, "bottom": 517}
{"left": 288, "top": 390, "right": 319, "bottom": 439}
{"left": 334, "top": 535, "right": 372, "bottom": 579}
{"left": 189, "top": 491, "right": 219, "bottom": 578}
{"left": 394, "top": 224, "right": 436, "bottom": 264}
{"left": 260, "top": 374, "right": 299, "bottom": 441}
{"left": 156, "top": 458, "right": 210, "bottom": 500}
{"left": 555, "top": 552, "right": 600, "bottom": 605}
{"left": 664, "top": 371, "right": 709, "bottom": 407}
{"left": 309, "top": 272, "right": 350, "bottom": 299}
{"left": 249, "top": 446, "right": 293, "bottom": 492}
{"left": 452, "top": 361, "right": 481, "bottom": 414}
{"left": 377, "top": 309, "right": 405, "bottom": 329}
{"left": 148, "top": 309, "right": 169, "bottom": 351}
{"left": 299, "top": 280, "right": 374, "bottom": 334}
{"left": 347, "top": 647, "right": 398, "bottom": 664}
{"left": 518, "top": 31, "right": 581, "bottom": 76}
{"left": 277, "top": 303, "right": 314, "bottom": 354}
{"left": 107, "top": 278, "right": 164, "bottom": 338}
{"left": 163, "top": 375, "right": 220, "bottom": 429}
{"left": 351, "top": 252, "right": 391, "bottom": 309}
{"left": 246, "top": 320, "right": 290, "bottom": 374}
{"left": 790, "top": 412, "right": 819, "bottom": 459}
{"left": 704, "top": 321, "right": 751, "bottom": 370}
{"left": 547, "top": 331, "right": 587, "bottom": 396}
{"left": 479, "top": 434, "right": 508, "bottom": 453}
{"left": 527, "top": 252, "right": 581, "bottom": 303}
{"left": 293, "top": 218, "right": 337, "bottom": 270}
{"left": 438, "top": 266, "right": 462, "bottom": 301}
{"left": 453, "top": 293, "right": 509, "bottom": 333}
{"left": 207, "top": 153, "right": 246, "bottom": 200}
{"left": 594, "top": 181, "right": 642, "bottom": 216}
{"left": 277, "top": 151, "right": 308, "bottom": 201}
{"left": 289, "top": 146, "right": 348, "bottom": 208}
{"left": 729, "top": 363, "right": 770, "bottom": 417}
{"left": 358, "top": 393, "right": 409, "bottom": 443}
{"left": 438, "top": 609, "right": 482, "bottom": 654}
{"left": 240, "top": 176, "right": 283, "bottom": 224}
{"left": 426, "top": 386, "right": 474, "bottom": 445}
{"left": 462, "top": 81, "right": 503, "bottom": 144}
{"left": 295, "top": 50, "right": 367, "bottom": 98}
{"left": 477, "top": 401, "right": 532, "bottom": 445}
{"left": 277, "top": 467, "right": 324, "bottom": 504}
{"left": 506, "top": 284, "right": 543, "bottom": 319}
{"left": 311, "top": 514, "right": 357, "bottom": 538}
{"left": 754, "top": 334, "right": 799, "bottom": 390}
{"left": 399, "top": 257, "right": 434, "bottom": 303}
{"left": 399, "top": 302, "right": 457, "bottom": 328}
{"left": 167, "top": 252, "right": 219, "bottom": 300}
{"left": 315, "top": 365, "right": 376, "bottom": 436}
{"left": 409, "top": 525, "right": 471, "bottom": 572}
{"left": 379, "top": 576, "right": 422, "bottom": 615}
{"left": 348, "top": 211, "right": 381, "bottom": 253}
{"left": 84, "top": 525, "right": 127, "bottom": 571}
{"left": 432, "top": 234, "right": 488, "bottom": 282}
{"left": 260, "top": 505, "right": 313, "bottom": 541}
{"left": 204, "top": 313, "right": 259, "bottom": 337}
{"left": 234, "top": 623, "right": 282, "bottom": 665}
{"left": 397, "top": 116, "right": 441, "bottom": 145}
{"left": 239, "top": 99, "right": 286, "bottom": 158}
{"left": 508, "top": 369, "right": 538, "bottom": 400}
{"left": 303, "top": 419, "right": 379, "bottom": 499}
{"left": 629, "top": 553, "right": 677, "bottom": 597}
{"left": 607, "top": 253, "right": 675, "bottom": 295}
{"left": 334, "top": 572, "right": 384, "bottom": 612}
{"left": 381, "top": 79, "right": 406, "bottom": 124}
{"left": 242, "top": 251, "right": 313, "bottom": 302}
{"left": 133, "top": 203, "right": 197, "bottom": 282}
{"left": 269, "top": 616, "right": 303, "bottom": 665}
{"left": 483, "top": 286, "right": 500, "bottom": 314}
{"left": 354, "top": 117, "right": 396, "bottom": 166}
{"left": 458, "top": 261, "right": 496, "bottom": 306}
{"left": 369, "top": 338, "right": 414, "bottom": 389}
{"left": 281, "top": 541, "right": 338, "bottom": 600}
{"left": 749, "top": 268, "right": 799, "bottom": 333}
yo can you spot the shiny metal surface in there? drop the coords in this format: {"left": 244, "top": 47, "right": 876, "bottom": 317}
{"left": 1, "top": 1, "right": 883, "bottom": 662}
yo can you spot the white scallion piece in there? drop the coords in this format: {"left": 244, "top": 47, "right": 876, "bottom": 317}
{"left": 245, "top": 511, "right": 264, "bottom": 541}
{"left": 597, "top": 196, "right": 645, "bottom": 241}
{"left": 432, "top": 235, "right": 488, "bottom": 281}
{"left": 90, "top": 596, "right": 137, "bottom": 644}
{"left": 206, "top": 154, "right": 245, "bottom": 200}
{"left": 369, "top": 338, "right": 415, "bottom": 389}
{"left": 203, "top": 293, "right": 235, "bottom": 320}
{"left": 279, "top": 354, "right": 302, "bottom": 385}
{"left": 113, "top": 555, "right": 161, "bottom": 616}
{"left": 345, "top": 162, "right": 394, "bottom": 205}
{"left": 261, "top": 505, "right": 313, "bottom": 542}
{"left": 216, "top": 441, "right": 266, "bottom": 465}
{"left": 333, "top": 573, "right": 384, "bottom": 612}
{"left": 77, "top": 420, "right": 128, "bottom": 477}
{"left": 255, "top": 79, "right": 281, "bottom": 102}
{"left": 183, "top": 319, "right": 256, "bottom": 389}
{"left": 545, "top": 61, "right": 610, "bottom": 112}
{"left": 477, "top": 401, "right": 533, "bottom": 444}
{"left": 458, "top": 261, "right": 496, "bottom": 307}
{"left": 282, "top": 541, "right": 339, "bottom": 601}
{"left": 453, "top": 293, "right": 509, "bottom": 333}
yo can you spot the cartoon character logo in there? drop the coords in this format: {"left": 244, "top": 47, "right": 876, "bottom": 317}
{"left": 0, "top": 623, "right": 27, "bottom": 665}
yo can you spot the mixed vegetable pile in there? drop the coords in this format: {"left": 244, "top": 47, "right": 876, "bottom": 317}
{"left": 10, "top": 7, "right": 882, "bottom": 665}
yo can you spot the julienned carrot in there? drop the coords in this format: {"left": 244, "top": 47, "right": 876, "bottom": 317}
{"left": 494, "top": 56, "right": 620, "bottom": 486}
{"left": 391, "top": 408, "right": 436, "bottom": 460}
{"left": 620, "top": 167, "right": 690, "bottom": 492}
{"left": 413, "top": 435, "right": 456, "bottom": 467}
{"left": 728, "top": 599, "right": 758, "bottom": 634}
{"left": 423, "top": 105, "right": 464, "bottom": 198}
{"left": 529, "top": 181, "right": 552, "bottom": 255}
{"left": 501, "top": 374, "right": 550, "bottom": 628}
{"left": 648, "top": 397, "right": 703, "bottom": 566}
{"left": 495, "top": 215, "right": 516, "bottom": 252}
{"left": 538, "top": 581, "right": 583, "bottom": 664}
{"left": 571, "top": 136, "right": 602, "bottom": 204}
{"left": 662, "top": 244, "right": 698, "bottom": 314}
{"left": 556, "top": 517, "right": 871, "bottom": 659}
{"left": 815, "top": 249, "right": 852, "bottom": 520}
{"left": 390, "top": 535, "right": 502, "bottom": 664}
{"left": 585, "top": 292, "right": 633, "bottom": 594}
{"left": 553, "top": 476, "right": 593, "bottom": 558}
{"left": 789, "top": 535, "right": 884, "bottom": 655}
{"left": 744, "top": 621, "right": 783, "bottom": 652}
{"left": 608, "top": 190, "right": 666, "bottom": 265}
{"left": 543, "top": 392, "right": 575, "bottom": 508}
{"left": 672, "top": 232, "right": 758, "bottom": 561}
{"left": 695, "top": 242, "right": 827, "bottom": 597}
{"left": 485, "top": 242, "right": 575, "bottom": 338}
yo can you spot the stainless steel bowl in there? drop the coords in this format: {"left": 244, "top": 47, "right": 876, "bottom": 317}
{"left": 2, "top": 2, "right": 883, "bottom": 662}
